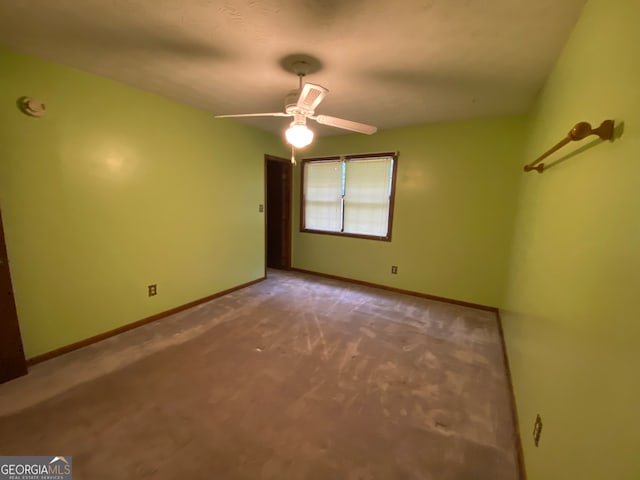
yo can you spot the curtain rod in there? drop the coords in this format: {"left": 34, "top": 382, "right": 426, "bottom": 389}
{"left": 524, "top": 120, "right": 614, "bottom": 173}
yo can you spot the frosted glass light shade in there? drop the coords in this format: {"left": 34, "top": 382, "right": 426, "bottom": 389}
{"left": 286, "top": 124, "right": 314, "bottom": 148}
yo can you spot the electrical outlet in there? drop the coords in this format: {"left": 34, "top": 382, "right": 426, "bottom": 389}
{"left": 259, "top": 204, "right": 264, "bottom": 213}
{"left": 391, "top": 265, "right": 398, "bottom": 274}
{"left": 533, "top": 414, "right": 543, "bottom": 447}
{"left": 148, "top": 284, "right": 157, "bottom": 297}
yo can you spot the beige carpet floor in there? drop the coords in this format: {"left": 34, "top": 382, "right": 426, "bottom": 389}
{"left": 0, "top": 270, "right": 520, "bottom": 479}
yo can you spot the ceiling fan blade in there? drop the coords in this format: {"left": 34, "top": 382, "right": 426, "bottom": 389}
{"left": 314, "top": 115, "right": 377, "bottom": 135}
{"left": 215, "top": 112, "right": 291, "bottom": 118}
{"left": 296, "top": 83, "right": 329, "bottom": 114}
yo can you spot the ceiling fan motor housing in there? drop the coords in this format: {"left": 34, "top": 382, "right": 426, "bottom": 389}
{"left": 285, "top": 89, "right": 301, "bottom": 115}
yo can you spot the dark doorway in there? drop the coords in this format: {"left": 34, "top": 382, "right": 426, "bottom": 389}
{"left": 265, "top": 155, "right": 292, "bottom": 270}
{"left": 0, "top": 209, "right": 27, "bottom": 383}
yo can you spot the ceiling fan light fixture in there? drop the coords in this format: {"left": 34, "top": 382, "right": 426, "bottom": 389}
{"left": 285, "top": 122, "right": 314, "bottom": 148}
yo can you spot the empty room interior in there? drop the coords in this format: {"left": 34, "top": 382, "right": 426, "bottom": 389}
{"left": 0, "top": 0, "right": 638, "bottom": 478}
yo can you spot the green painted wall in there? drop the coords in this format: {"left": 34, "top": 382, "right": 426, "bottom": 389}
{"left": 0, "top": 49, "right": 284, "bottom": 358}
{"left": 292, "top": 116, "right": 528, "bottom": 307}
{"left": 501, "top": 0, "right": 640, "bottom": 478}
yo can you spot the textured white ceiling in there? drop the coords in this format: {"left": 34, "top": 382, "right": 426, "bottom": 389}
{"left": 0, "top": 0, "right": 586, "bottom": 136}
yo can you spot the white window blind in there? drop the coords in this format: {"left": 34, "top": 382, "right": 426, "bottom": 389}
{"left": 303, "top": 159, "right": 343, "bottom": 232}
{"left": 302, "top": 152, "right": 397, "bottom": 240}
{"left": 343, "top": 157, "right": 392, "bottom": 236}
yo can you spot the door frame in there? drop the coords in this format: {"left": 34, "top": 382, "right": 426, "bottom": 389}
{"left": 0, "top": 208, "right": 27, "bottom": 383}
{"left": 264, "top": 154, "right": 293, "bottom": 275}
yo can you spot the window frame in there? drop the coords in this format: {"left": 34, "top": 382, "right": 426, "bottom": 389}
{"left": 300, "top": 151, "right": 398, "bottom": 242}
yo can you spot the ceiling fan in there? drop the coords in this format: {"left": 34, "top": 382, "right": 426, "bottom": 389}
{"left": 215, "top": 59, "right": 377, "bottom": 156}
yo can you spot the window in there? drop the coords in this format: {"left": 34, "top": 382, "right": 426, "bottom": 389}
{"left": 301, "top": 152, "right": 398, "bottom": 241}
